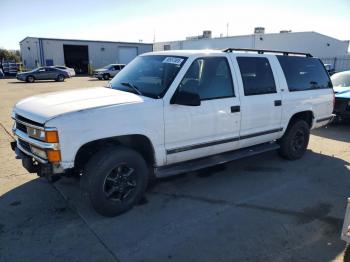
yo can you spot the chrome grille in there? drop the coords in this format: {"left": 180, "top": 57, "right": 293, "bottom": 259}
{"left": 15, "top": 114, "right": 43, "bottom": 127}
{"left": 16, "top": 121, "right": 27, "bottom": 133}
{"left": 18, "top": 139, "right": 31, "bottom": 153}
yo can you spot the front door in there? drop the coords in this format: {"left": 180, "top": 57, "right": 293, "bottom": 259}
{"left": 111, "top": 65, "right": 121, "bottom": 77}
{"left": 35, "top": 68, "right": 47, "bottom": 80}
{"left": 164, "top": 56, "right": 241, "bottom": 164}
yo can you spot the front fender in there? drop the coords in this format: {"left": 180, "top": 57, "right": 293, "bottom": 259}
{"left": 46, "top": 100, "right": 165, "bottom": 169}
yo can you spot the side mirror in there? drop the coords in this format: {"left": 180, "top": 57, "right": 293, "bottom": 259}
{"left": 170, "top": 90, "right": 201, "bottom": 106}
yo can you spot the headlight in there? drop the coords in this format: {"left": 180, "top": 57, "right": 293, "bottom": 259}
{"left": 27, "top": 127, "right": 46, "bottom": 141}
{"left": 27, "top": 127, "right": 59, "bottom": 143}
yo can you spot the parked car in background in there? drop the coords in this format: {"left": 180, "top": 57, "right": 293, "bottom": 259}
{"left": 53, "top": 66, "right": 76, "bottom": 77}
{"left": 93, "top": 64, "right": 125, "bottom": 80}
{"left": 16, "top": 67, "right": 70, "bottom": 83}
{"left": 331, "top": 70, "right": 350, "bottom": 121}
{"left": 324, "top": 63, "right": 335, "bottom": 75}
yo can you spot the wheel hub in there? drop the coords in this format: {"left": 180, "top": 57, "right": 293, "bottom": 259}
{"left": 103, "top": 165, "right": 136, "bottom": 201}
{"left": 291, "top": 130, "right": 305, "bottom": 151}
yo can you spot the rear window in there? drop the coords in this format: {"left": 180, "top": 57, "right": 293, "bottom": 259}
{"left": 277, "top": 56, "right": 332, "bottom": 91}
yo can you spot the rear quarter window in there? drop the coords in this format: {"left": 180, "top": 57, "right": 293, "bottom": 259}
{"left": 277, "top": 56, "right": 332, "bottom": 91}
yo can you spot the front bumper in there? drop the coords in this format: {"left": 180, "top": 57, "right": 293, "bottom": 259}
{"left": 93, "top": 73, "right": 103, "bottom": 78}
{"left": 16, "top": 75, "right": 25, "bottom": 81}
{"left": 334, "top": 98, "right": 350, "bottom": 119}
{"left": 11, "top": 140, "right": 53, "bottom": 176}
{"left": 11, "top": 116, "right": 64, "bottom": 176}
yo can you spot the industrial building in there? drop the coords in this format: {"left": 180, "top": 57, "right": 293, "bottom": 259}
{"left": 20, "top": 37, "right": 153, "bottom": 73}
{"left": 154, "top": 28, "right": 350, "bottom": 71}
{"left": 19, "top": 29, "right": 350, "bottom": 74}
{"left": 154, "top": 29, "right": 349, "bottom": 58}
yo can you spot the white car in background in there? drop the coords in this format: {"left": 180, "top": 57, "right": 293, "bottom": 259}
{"left": 93, "top": 64, "right": 125, "bottom": 80}
{"left": 54, "top": 66, "right": 76, "bottom": 77}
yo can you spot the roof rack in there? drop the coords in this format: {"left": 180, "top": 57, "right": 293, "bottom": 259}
{"left": 222, "top": 48, "right": 313, "bottom": 57}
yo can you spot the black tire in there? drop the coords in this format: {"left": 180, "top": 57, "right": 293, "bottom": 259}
{"left": 344, "top": 244, "right": 350, "bottom": 262}
{"left": 278, "top": 119, "right": 310, "bottom": 160}
{"left": 97, "top": 77, "right": 103, "bottom": 80}
{"left": 84, "top": 146, "right": 149, "bottom": 217}
{"left": 103, "top": 74, "right": 110, "bottom": 80}
{"left": 57, "top": 74, "right": 65, "bottom": 82}
{"left": 26, "top": 75, "right": 35, "bottom": 83}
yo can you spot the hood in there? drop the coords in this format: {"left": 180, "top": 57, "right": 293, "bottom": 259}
{"left": 17, "top": 71, "right": 30, "bottom": 75}
{"left": 334, "top": 86, "right": 350, "bottom": 97}
{"left": 94, "top": 68, "right": 108, "bottom": 72}
{"left": 14, "top": 87, "right": 147, "bottom": 124}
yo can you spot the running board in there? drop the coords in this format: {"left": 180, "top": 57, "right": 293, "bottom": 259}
{"left": 155, "top": 142, "right": 280, "bottom": 177}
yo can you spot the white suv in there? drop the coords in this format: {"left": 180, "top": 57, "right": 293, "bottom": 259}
{"left": 11, "top": 49, "right": 334, "bottom": 216}
{"left": 93, "top": 64, "right": 125, "bottom": 80}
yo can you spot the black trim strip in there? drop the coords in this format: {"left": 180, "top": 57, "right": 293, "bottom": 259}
{"left": 240, "top": 128, "right": 283, "bottom": 140}
{"left": 316, "top": 116, "right": 333, "bottom": 123}
{"left": 166, "top": 128, "right": 283, "bottom": 155}
{"left": 167, "top": 136, "right": 239, "bottom": 154}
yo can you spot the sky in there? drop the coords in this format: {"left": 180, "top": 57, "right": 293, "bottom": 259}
{"left": 1, "top": 0, "right": 349, "bottom": 50}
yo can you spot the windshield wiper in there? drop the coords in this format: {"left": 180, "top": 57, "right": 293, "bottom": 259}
{"left": 121, "top": 82, "right": 143, "bottom": 96}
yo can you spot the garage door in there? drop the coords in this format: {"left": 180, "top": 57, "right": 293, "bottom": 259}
{"left": 118, "top": 47, "right": 138, "bottom": 64}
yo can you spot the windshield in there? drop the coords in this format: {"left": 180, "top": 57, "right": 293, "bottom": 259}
{"left": 109, "top": 55, "right": 187, "bottom": 98}
{"left": 331, "top": 72, "right": 350, "bottom": 87}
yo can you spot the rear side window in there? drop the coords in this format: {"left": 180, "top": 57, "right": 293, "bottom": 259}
{"left": 277, "top": 56, "right": 332, "bottom": 91}
{"left": 237, "top": 57, "right": 276, "bottom": 96}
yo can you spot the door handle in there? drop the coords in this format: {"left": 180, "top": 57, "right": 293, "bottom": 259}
{"left": 274, "top": 100, "right": 282, "bottom": 106}
{"left": 230, "top": 106, "right": 240, "bottom": 113}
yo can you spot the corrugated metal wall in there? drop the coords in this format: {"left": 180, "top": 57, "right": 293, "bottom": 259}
{"left": 321, "top": 55, "right": 350, "bottom": 72}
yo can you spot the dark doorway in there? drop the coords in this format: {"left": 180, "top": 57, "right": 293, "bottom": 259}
{"left": 63, "top": 45, "right": 89, "bottom": 74}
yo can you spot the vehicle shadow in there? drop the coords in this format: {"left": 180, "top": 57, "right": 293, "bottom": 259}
{"left": 1, "top": 150, "right": 349, "bottom": 261}
{"left": 87, "top": 79, "right": 108, "bottom": 82}
{"left": 312, "top": 123, "right": 350, "bottom": 143}
{"left": 8, "top": 80, "right": 64, "bottom": 84}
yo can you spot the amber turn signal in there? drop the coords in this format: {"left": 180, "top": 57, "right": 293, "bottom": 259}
{"left": 45, "top": 130, "right": 59, "bottom": 143}
{"left": 47, "top": 150, "right": 61, "bottom": 163}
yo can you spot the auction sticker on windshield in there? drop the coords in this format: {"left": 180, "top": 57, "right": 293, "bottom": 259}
{"left": 162, "top": 57, "right": 184, "bottom": 65}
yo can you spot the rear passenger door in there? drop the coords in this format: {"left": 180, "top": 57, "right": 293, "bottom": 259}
{"left": 234, "top": 56, "right": 283, "bottom": 148}
{"left": 46, "top": 68, "right": 58, "bottom": 79}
